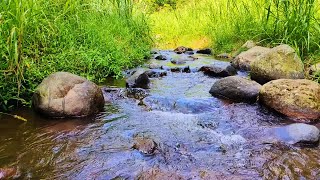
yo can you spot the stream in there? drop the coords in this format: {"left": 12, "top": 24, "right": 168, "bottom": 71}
{"left": 0, "top": 50, "right": 320, "bottom": 179}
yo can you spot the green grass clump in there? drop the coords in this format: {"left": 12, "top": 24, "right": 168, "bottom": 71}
{"left": 0, "top": 0, "right": 152, "bottom": 111}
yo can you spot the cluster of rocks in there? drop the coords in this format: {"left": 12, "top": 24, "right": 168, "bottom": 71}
{"left": 208, "top": 42, "right": 319, "bottom": 145}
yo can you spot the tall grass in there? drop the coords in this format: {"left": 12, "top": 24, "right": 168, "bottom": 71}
{"left": 147, "top": 0, "right": 320, "bottom": 59}
{"left": 0, "top": 0, "right": 152, "bottom": 111}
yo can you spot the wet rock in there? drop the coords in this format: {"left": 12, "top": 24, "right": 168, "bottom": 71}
{"left": 251, "top": 44, "right": 305, "bottom": 84}
{"left": 174, "top": 46, "right": 193, "bottom": 54}
{"left": 232, "top": 46, "right": 270, "bottom": 71}
{"left": 126, "top": 69, "right": 150, "bottom": 89}
{"left": 133, "top": 137, "right": 157, "bottom": 155}
{"left": 125, "top": 88, "right": 149, "bottom": 100}
{"left": 216, "top": 53, "right": 231, "bottom": 59}
{"left": 273, "top": 123, "right": 320, "bottom": 145}
{"left": 199, "top": 64, "right": 237, "bottom": 77}
{"left": 171, "top": 59, "right": 186, "bottom": 65}
{"left": 220, "top": 135, "right": 247, "bottom": 146}
{"left": 136, "top": 168, "right": 183, "bottom": 180}
{"left": 0, "top": 167, "right": 18, "bottom": 179}
{"left": 168, "top": 66, "right": 191, "bottom": 73}
{"left": 209, "top": 76, "right": 262, "bottom": 103}
{"left": 259, "top": 79, "right": 320, "bottom": 121}
{"left": 32, "top": 72, "right": 105, "bottom": 118}
{"left": 142, "top": 96, "right": 220, "bottom": 113}
{"left": 148, "top": 62, "right": 162, "bottom": 69}
{"left": 145, "top": 69, "right": 167, "bottom": 78}
{"left": 102, "top": 87, "right": 125, "bottom": 102}
{"left": 241, "top": 40, "right": 256, "bottom": 49}
{"left": 155, "top": 55, "right": 167, "bottom": 60}
{"left": 197, "top": 120, "right": 219, "bottom": 130}
{"left": 197, "top": 48, "right": 212, "bottom": 55}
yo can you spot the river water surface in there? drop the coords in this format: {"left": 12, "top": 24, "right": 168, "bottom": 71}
{"left": 0, "top": 50, "right": 319, "bottom": 179}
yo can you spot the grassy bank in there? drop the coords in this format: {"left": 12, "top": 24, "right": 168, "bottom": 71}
{"left": 146, "top": 0, "right": 320, "bottom": 59}
{"left": 0, "top": 0, "right": 152, "bottom": 111}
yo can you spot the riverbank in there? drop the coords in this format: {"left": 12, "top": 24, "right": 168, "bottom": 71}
{"left": 0, "top": 0, "right": 152, "bottom": 111}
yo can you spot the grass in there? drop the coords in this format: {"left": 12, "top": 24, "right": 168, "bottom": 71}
{"left": 0, "top": 0, "right": 152, "bottom": 111}
{"left": 146, "top": 0, "right": 320, "bottom": 60}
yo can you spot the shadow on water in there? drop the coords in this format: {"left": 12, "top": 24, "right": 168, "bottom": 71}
{"left": 0, "top": 50, "right": 319, "bottom": 179}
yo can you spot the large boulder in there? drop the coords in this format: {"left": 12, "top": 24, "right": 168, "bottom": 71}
{"left": 126, "top": 69, "right": 150, "bottom": 89}
{"left": 33, "top": 72, "right": 105, "bottom": 118}
{"left": 209, "top": 76, "right": 262, "bottom": 103}
{"left": 259, "top": 79, "right": 320, "bottom": 121}
{"left": 251, "top": 44, "right": 305, "bottom": 84}
{"left": 232, "top": 46, "right": 270, "bottom": 71}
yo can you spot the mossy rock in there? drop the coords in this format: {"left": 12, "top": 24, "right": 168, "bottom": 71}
{"left": 251, "top": 44, "right": 304, "bottom": 84}
{"left": 259, "top": 79, "right": 320, "bottom": 121}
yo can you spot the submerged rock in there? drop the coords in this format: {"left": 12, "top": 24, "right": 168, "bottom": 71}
{"left": 133, "top": 137, "right": 157, "bottom": 155}
{"left": 199, "top": 64, "right": 237, "bottom": 77}
{"left": 125, "top": 88, "right": 149, "bottom": 100}
{"left": 32, "top": 72, "right": 104, "bottom": 118}
{"left": 197, "top": 48, "right": 212, "bottom": 55}
{"left": 259, "top": 79, "right": 320, "bottom": 121}
{"left": 171, "top": 59, "right": 187, "bottom": 65}
{"left": 274, "top": 123, "right": 320, "bottom": 145}
{"left": 137, "top": 168, "right": 183, "bottom": 180}
{"left": 209, "top": 76, "right": 262, "bottom": 103}
{"left": 145, "top": 69, "right": 167, "bottom": 78}
{"left": 232, "top": 46, "right": 270, "bottom": 71}
{"left": 174, "top": 46, "right": 193, "bottom": 54}
{"left": 126, "top": 69, "right": 150, "bottom": 89}
{"left": 251, "top": 44, "right": 305, "bottom": 84}
{"left": 0, "top": 167, "right": 19, "bottom": 179}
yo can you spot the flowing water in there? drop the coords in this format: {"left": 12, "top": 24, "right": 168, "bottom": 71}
{"left": 0, "top": 50, "right": 320, "bottom": 179}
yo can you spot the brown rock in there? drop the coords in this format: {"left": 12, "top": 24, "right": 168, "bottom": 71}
{"left": 133, "top": 137, "right": 157, "bottom": 155}
{"left": 259, "top": 79, "right": 320, "bottom": 121}
{"left": 136, "top": 168, "right": 183, "bottom": 180}
{"left": 32, "top": 72, "right": 105, "bottom": 118}
{"left": 174, "top": 46, "right": 193, "bottom": 54}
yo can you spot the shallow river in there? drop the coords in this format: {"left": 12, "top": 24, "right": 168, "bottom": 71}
{"left": 0, "top": 50, "right": 319, "bottom": 179}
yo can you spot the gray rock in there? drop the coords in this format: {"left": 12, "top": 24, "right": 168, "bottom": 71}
{"left": 32, "top": 72, "right": 105, "bottom": 118}
{"left": 232, "top": 46, "right": 270, "bottom": 71}
{"left": 199, "top": 64, "right": 237, "bottom": 77}
{"left": 274, "top": 123, "right": 320, "bottom": 145}
{"left": 146, "top": 69, "right": 167, "bottom": 78}
{"left": 209, "top": 76, "right": 262, "bottom": 103}
{"left": 126, "top": 69, "right": 150, "bottom": 89}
